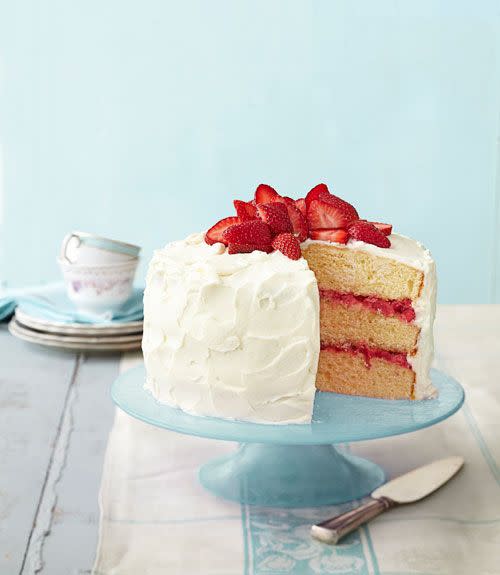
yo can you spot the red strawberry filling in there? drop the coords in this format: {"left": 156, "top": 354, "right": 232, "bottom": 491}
{"left": 321, "top": 342, "right": 412, "bottom": 370}
{"left": 204, "top": 182, "right": 393, "bottom": 258}
{"left": 320, "top": 290, "right": 416, "bottom": 323}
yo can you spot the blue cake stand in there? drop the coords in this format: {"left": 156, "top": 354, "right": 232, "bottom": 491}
{"left": 111, "top": 366, "right": 464, "bottom": 508}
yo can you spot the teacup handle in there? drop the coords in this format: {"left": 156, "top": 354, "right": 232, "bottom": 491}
{"left": 60, "top": 233, "right": 82, "bottom": 264}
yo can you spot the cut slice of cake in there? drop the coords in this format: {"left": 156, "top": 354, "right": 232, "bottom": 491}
{"left": 142, "top": 182, "right": 437, "bottom": 424}
{"left": 302, "top": 233, "right": 436, "bottom": 400}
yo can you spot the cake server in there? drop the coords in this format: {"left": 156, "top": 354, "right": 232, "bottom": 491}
{"left": 311, "top": 455, "right": 464, "bottom": 544}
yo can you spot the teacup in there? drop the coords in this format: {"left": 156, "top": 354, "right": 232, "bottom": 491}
{"left": 60, "top": 231, "right": 141, "bottom": 266}
{"left": 58, "top": 258, "right": 139, "bottom": 316}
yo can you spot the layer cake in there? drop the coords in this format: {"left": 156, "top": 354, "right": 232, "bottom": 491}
{"left": 142, "top": 183, "right": 436, "bottom": 423}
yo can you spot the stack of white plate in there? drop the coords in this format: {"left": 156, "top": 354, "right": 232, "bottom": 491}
{"left": 9, "top": 308, "right": 142, "bottom": 352}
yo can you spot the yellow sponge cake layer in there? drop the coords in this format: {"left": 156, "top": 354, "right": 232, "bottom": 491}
{"left": 317, "top": 348, "right": 415, "bottom": 399}
{"left": 302, "top": 242, "right": 424, "bottom": 301}
{"left": 320, "top": 296, "right": 419, "bottom": 354}
{"left": 303, "top": 234, "right": 437, "bottom": 400}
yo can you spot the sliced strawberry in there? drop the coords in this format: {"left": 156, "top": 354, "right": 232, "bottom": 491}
{"left": 254, "top": 183, "right": 280, "bottom": 204}
{"left": 305, "top": 183, "right": 330, "bottom": 208}
{"left": 305, "top": 184, "right": 359, "bottom": 223}
{"left": 286, "top": 203, "right": 308, "bottom": 241}
{"left": 272, "top": 196, "right": 308, "bottom": 241}
{"left": 222, "top": 219, "right": 272, "bottom": 247}
{"left": 307, "top": 199, "right": 358, "bottom": 230}
{"left": 320, "top": 194, "right": 358, "bottom": 219}
{"left": 309, "top": 229, "right": 348, "bottom": 244}
{"left": 271, "top": 233, "right": 302, "bottom": 260}
{"left": 228, "top": 243, "right": 273, "bottom": 254}
{"left": 233, "top": 199, "right": 258, "bottom": 221}
{"left": 368, "top": 221, "right": 392, "bottom": 236}
{"left": 295, "top": 198, "right": 306, "bottom": 217}
{"left": 205, "top": 216, "right": 240, "bottom": 245}
{"left": 256, "top": 202, "right": 293, "bottom": 235}
{"left": 348, "top": 220, "right": 391, "bottom": 248}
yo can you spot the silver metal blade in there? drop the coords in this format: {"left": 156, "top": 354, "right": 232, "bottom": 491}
{"left": 371, "top": 456, "right": 464, "bottom": 504}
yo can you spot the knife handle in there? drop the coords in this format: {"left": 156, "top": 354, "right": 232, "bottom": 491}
{"left": 311, "top": 497, "right": 394, "bottom": 544}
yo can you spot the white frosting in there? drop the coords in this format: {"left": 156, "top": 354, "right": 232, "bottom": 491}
{"left": 143, "top": 231, "right": 436, "bottom": 424}
{"left": 142, "top": 233, "right": 320, "bottom": 424}
{"left": 303, "top": 234, "right": 437, "bottom": 399}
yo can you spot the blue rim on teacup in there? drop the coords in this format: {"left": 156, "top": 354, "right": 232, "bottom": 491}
{"left": 60, "top": 231, "right": 141, "bottom": 265}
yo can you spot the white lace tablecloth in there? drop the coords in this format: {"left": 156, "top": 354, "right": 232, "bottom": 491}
{"left": 93, "top": 306, "right": 500, "bottom": 575}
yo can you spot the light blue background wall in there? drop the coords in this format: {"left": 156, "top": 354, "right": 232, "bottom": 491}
{"left": 0, "top": 1, "right": 499, "bottom": 302}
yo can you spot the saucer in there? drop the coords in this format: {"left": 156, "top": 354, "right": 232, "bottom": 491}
{"left": 9, "top": 318, "right": 142, "bottom": 352}
{"left": 15, "top": 308, "right": 143, "bottom": 336}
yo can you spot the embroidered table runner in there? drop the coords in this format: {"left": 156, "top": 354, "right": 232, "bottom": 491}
{"left": 93, "top": 306, "right": 500, "bottom": 575}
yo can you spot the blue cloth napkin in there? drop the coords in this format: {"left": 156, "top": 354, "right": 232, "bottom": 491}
{"left": 0, "top": 283, "right": 144, "bottom": 324}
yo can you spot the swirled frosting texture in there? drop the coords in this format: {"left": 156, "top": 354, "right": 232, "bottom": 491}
{"left": 142, "top": 233, "right": 320, "bottom": 424}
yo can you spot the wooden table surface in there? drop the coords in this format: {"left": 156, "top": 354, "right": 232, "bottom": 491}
{"left": 0, "top": 324, "right": 120, "bottom": 575}
{"left": 1, "top": 306, "right": 499, "bottom": 574}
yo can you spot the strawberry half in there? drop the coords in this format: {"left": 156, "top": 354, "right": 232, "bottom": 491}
{"left": 278, "top": 197, "right": 308, "bottom": 241}
{"left": 347, "top": 220, "right": 391, "bottom": 248}
{"left": 234, "top": 199, "right": 258, "bottom": 221}
{"left": 309, "top": 229, "right": 348, "bottom": 244}
{"left": 205, "top": 216, "right": 240, "bottom": 245}
{"left": 368, "top": 221, "right": 392, "bottom": 236}
{"left": 305, "top": 183, "right": 330, "bottom": 208}
{"left": 222, "top": 219, "right": 272, "bottom": 247}
{"left": 307, "top": 199, "right": 358, "bottom": 230}
{"left": 272, "top": 233, "right": 302, "bottom": 260}
{"left": 295, "top": 198, "right": 306, "bottom": 217}
{"left": 254, "top": 183, "right": 280, "bottom": 204}
{"left": 256, "top": 202, "right": 293, "bottom": 235}
{"left": 228, "top": 243, "right": 273, "bottom": 254}
{"left": 286, "top": 203, "right": 308, "bottom": 241}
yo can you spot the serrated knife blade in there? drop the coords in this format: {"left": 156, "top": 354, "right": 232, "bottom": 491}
{"left": 312, "top": 456, "right": 464, "bottom": 544}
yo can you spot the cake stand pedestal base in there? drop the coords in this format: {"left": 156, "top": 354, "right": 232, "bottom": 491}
{"left": 199, "top": 444, "right": 385, "bottom": 508}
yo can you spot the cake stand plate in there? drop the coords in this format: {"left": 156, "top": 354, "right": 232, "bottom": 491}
{"left": 112, "top": 367, "right": 464, "bottom": 507}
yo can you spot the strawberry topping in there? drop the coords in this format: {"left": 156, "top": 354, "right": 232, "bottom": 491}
{"left": 271, "top": 233, "right": 301, "bottom": 260}
{"left": 369, "top": 221, "right": 392, "bottom": 236}
{"left": 295, "top": 198, "right": 307, "bottom": 217}
{"left": 205, "top": 216, "right": 240, "bottom": 245}
{"left": 256, "top": 202, "right": 293, "bottom": 235}
{"left": 286, "top": 203, "right": 308, "bottom": 242}
{"left": 305, "top": 183, "right": 330, "bottom": 208}
{"left": 204, "top": 182, "right": 392, "bottom": 256}
{"left": 254, "top": 183, "right": 280, "bottom": 204}
{"left": 307, "top": 199, "right": 357, "bottom": 229}
{"left": 228, "top": 243, "right": 273, "bottom": 254}
{"left": 233, "top": 200, "right": 258, "bottom": 221}
{"left": 309, "top": 228, "right": 348, "bottom": 244}
{"left": 222, "top": 219, "right": 272, "bottom": 247}
{"left": 347, "top": 220, "right": 391, "bottom": 248}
